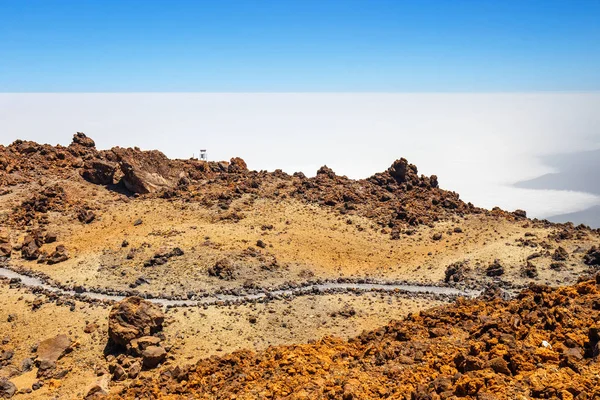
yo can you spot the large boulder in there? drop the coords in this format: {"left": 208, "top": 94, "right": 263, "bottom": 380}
{"left": 111, "top": 148, "right": 186, "bottom": 194}
{"left": 108, "top": 297, "right": 164, "bottom": 347}
{"left": 36, "top": 334, "right": 73, "bottom": 372}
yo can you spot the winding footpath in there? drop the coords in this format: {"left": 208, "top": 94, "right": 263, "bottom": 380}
{"left": 0, "top": 266, "right": 480, "bottom": 307}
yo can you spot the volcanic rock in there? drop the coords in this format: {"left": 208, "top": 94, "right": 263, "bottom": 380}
{"left": 112, "top": 364, "right": 127, "bottom": 381}
{"left": 141, "top": 346, "right": 167, "bottom": 369}
{"left": 521, "top": 261, "right": 538, "bottom": 278}
{"left": 387, "top": 158, "right": 413, "bottom": 183}
{"left": 228, "top": 157, "right": 248, "bottom": 173}
{"left": 445, "top": 261, "right": 469, "bottom": 283}
{"left": 35, "top": 334, "right": 72, "bottom": 372}
{"left": 108, "top": 297, "right": 164, "bottom": 347}
{"left": 128, "top": 360, "right": 142, "bottom": 378}
{"left": 0, "top": 378, "right": 16, "bottom": 399}
{"left": 111, "top": 147, "right": 185, "bottom": 194}
{"left": 584, "top": 246, "right": 600, "bottom": 266}
{"left": 21, "top": 233, "right": 42, "bottom": 260}
{"left": 81, "top": 160, "right": 117, "bottom": 185}
{"left": 46, "top": 245, "right": 69, "bottom": 264}
{"left": 129, "top": 336, "right": 162, "bottom": 356}
{"left": 72, "top": 132, "right": 96, "bottom": 148}
{"left": 208, "top": 258, "right": 235, "bottom": 280}
{"left": 77, "top": 208, "right": 96, "bottom": 224}
{"left": 44, "top": 232, "right": 57, "bottom": 243}
{"left": 553, "top": 246, "right": 569, "bottom": 261}
{"left": 0, "top": 244, "right": 11, "bottom": 258}
{"left": 84, "top": 376, "right": 109, "bottom": 400}
{"left": 485, "top": 260, "right": 504, "bottom": 277}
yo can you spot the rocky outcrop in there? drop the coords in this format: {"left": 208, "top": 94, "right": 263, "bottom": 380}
{"left": 72, "top": 132, "right": 96, "bottom": 148}
{"left": 108, "top": 297, "right": 164, "bottom": 348}
{"left": 3, "top": 134, "right": 482, "bottom": 230}
{"left": 141, "top": 345, "right": 167, "bottom": 369}
{"left": 110, "top": 147, "right": 186, "bottom": 194}
{"left": 444, "top": 261, "right": 469, "bottom": 283}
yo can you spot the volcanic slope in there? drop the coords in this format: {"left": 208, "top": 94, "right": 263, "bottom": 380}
{"left": 0, "top": 133, "right": 599, "bottom": 399}
{"left": 116, "top": 275, "right": 600, "bottom": 400}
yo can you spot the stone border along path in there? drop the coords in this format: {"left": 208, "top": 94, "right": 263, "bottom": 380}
{"left": 0, "top": 266, "right": 480, "bottom": 308}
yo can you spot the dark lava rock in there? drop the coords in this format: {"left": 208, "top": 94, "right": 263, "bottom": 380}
{"left": 21, "top": 233, "right": 43, "bottom": 260}
{"left": 143, "top": 247, "right": 184, "bottom": 267}
{"left": 77, "top": 208, "right": 96, "bottom": 224}
{"left": 513, "top": 209, "right": 527, "bottom": 218}
{"left": 553, "top": 246, "right": 569, "bottom": 261}
{"left": 521, "top": 261, "right": 538, "bottom": 278}
{"left": 228, "top": 157, "right": 248, "bottom": 173}
{"left": 111, "top": 147, "right": 185, "bottom": 194}
{"left": 486, "top": 260, "right": 504, "bottom": 277}
{"left": 584, "top": 246, "right": 600, "bottom": 266}
{"left": 444, "top": 261, "right": 469, "bottom": 283}
{"left": 44, "top": 232, "right": 57, "bottom": 243}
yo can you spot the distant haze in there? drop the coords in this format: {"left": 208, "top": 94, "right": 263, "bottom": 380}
{"left": 1, "top": 93, "right": 599, "bottom": 224}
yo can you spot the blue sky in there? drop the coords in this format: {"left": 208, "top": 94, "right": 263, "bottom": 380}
{"left": 1, "top": 0, "right": 599, "bottom": 92}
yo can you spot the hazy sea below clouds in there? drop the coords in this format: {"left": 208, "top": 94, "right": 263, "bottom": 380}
{"left": 1, "top": 93, "right": 599, "bottom": 226}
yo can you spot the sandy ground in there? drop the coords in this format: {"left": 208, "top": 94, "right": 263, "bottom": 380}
{"left": 5, "top": 186, "right": 598, "bottom": 297}
{"left": 0, "top": 281, "right": 438, "bottom": 399}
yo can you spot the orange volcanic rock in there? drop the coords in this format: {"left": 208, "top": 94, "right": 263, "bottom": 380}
{"left": 115, "top": 276, "right": 600, "bottom": 399}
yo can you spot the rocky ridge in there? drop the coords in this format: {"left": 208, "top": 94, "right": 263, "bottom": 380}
{"left": 0, "top": 133, "right": 511, "bottom": 237}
